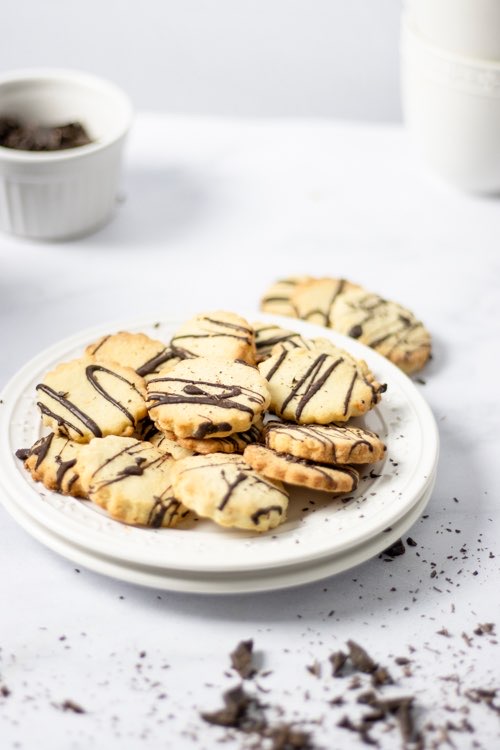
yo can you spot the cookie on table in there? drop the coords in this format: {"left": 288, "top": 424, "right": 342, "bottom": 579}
{"left": 244, "top": 444, "right": 359, "bottom": 493}
{"left": 148, "top": 430, "right": 194, "bottom": 460}
{"left": 290, "top": 277, "right": 362, "bottom": 327}
{"left": 176, "top": 421, "right": 263, "bottom": 455}
{"left": 78, "top": 436, "right": 188, "bottom": 528}
{"left": 170, "top": 453, "right": 289, "bottom": 531}
{"left": 36, "top": 358, "right": 148, "bottom": 443}
{"left": 259, "top": 348, "right": 385, "bottom": 423}
{"left": 170, "top": 311, "right": 256, "bottom": 364}
{"left": 147, "top": 358, "right": 270, "bottom": 439}
{"left": 259, "top": 276, "right": 313, "bottom": 317}
{"left": 264, "top": 421, "right": 386, "bottom": 465}
{"left": 329, "top": 289, "right": 431, "bottom": 374}
{"left": 16, "top": 432, "right": 85, "bottom": 497}
{"left": 85, "top": 331, "right": 179, "bottom": 379}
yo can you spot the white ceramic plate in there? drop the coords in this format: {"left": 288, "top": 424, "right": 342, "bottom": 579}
{"left": 0, "top": 471, "right": 435, "bottom": 594}
{"left": 0, "top": 315, "right": 439, "bottom": 587}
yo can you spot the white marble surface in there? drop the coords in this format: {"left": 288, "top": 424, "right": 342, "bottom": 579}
{"left": 0, "top": 114, "right": 499, "bottom": 749}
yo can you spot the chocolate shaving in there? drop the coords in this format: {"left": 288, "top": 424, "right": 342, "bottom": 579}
{"left": 0, "top": 117, "right": 92, "bottom": 151}
{"left": 395, "top": 656, "right": 411, "bottom": 666}
{"left": 465, "top": 688, "right": 500, "bottom": 716}
{"left": 329, "top": 650, "right": 347, "bottom": 677}
{"left": 337, "top": 715, "right": 378, "bottom": 746}
{"left": 265, "top": 724, "right": 314, "bottom": 749}
{"left": 306, "top": 661, "right": 321, "bottom": 678}
{"left": 15, "top": 447, "right": 30, "bottom": 461}
{"left": 371, "top": 665, "right": 393, "bottom": 686}
{"left": 474, "top": 623, "right": 495, "bottom": 636}
{"left": 61, "top": 699, "right": 85, "bottom": 714}
{"left": 347, "top": 640, "right": 378, "bottom": 674}
{"left": 230, "top": 639, "right": 256, "bottom": 679}
{"left": 381, "top": 538, "right": 406, "bottom": 558}
{"left": 201, "top": 684, "right": 263, "bottom": 730}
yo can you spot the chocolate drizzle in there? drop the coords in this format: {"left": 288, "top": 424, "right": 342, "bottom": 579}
{"left": 264, "top": 349, "right": 287, "bottom": 382}
{"left": 218, "top": 470, "right": 248, "bottom": 510}
{"left": 136, "top": 347, "right": 181, "bottom": 377}
{"left": 341, "top": 294, "right": 430, "bottom": 360}
{"left": 265, "top": 422, "right": 377, "bottom": 462}
{"left": 250, "top": 505, "right": 284, "bottom": 525}
{"left": 171, "top": 314, "right": 254, "bottom": 355}
{"left": 96, "top": 451, "right": 167, "bottom": 490}
{"left": 85, "top": 364, "right": 140, "bottom": 427}
{"left": 147, "top": 376, "right": 265, "bottom": 418}
{"left": 147, "top": 495, "right": 183, "bottom": 528}
{"left": 36, "top": 363, "right": 144, "bottom": 440}
{"left": 88, "top": 335, "right": 111, "bottom": 356}
{"left": 16, "top": 433, "right": 55, "bottom": 467}
{"left": 36, "top": 392, "right": 88, "bottom": 438}
{"left": 343, "top": 372, "right": 358, "bottom": 416}
{"left": 299, "top": 279, "right": 348, "bottom": 326}
{"left": 55, "top": 457, "right": 77, "bottom": 491}
{"left": 272, "top": 450, "right": 359, "bottom": 490}
{"left": 15, "top": 448, "right": 30, "bottom": 461}
{"left": 279, "top": 354, "right": 343, "bottom": 419}
{"left": 193, "top": 421, "right": 233, "bottom": 439}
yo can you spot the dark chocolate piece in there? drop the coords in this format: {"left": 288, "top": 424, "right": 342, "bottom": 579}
{"left": 0, "top": 117, "right": 92, "bottom": 151}
{"left": 230, "top": 640, "right": 256, "bottom": 679}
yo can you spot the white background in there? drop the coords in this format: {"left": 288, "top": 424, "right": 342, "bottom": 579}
{"left": 0, "top": 0, "right": 402, "bottom": 120}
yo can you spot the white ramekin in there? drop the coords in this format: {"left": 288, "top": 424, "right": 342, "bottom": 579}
{"left": 0, "top": 69, "right": 132, "bottom": 240}
{"left": 401, "top": 18, "right": 500, "bottom": 193}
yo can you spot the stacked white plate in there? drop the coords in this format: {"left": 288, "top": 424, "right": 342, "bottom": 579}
{"left": 0, "top": 315, "right": 439, "bottom": 594}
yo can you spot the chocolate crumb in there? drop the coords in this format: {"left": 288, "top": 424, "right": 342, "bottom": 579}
{"left": 329, "top": 696, "right": 345, "bottom": 706}
{"left": 357, "top": 690, "right": 377, "bottom": 705}
{"left": 306, "top": 661, "right": 321, "bottom": 678}
{"left": 201, "top": 684, "right": 262, "bottom": 730}
{"left": 395, "top": 657, "right": 411, "bottom": 666}
{"left": 382, "top": 539, "right": 406, "bottom": 558}
{"left": 230, "top": 641, "right": 257, "bottom": 679}
{"left": 474, "top": 623, "right": 495, "bottom": 636}
{"left": 61, "top": 699, "right": 85, "bottom": 714}
{"left": 406, "top": 537, "right": 417, "bottom": 547}
{"left": 347, "top": 640, "right": 378, "bottom": 674}
{"left": 329, "top": 650, "right": 347, "bottom": 677}
{"left": 266, "top": 724, "right": 314, "bottom": 749}
{"left": 337, "top": 715, "right": 378, "bottom": 746}
{"left": 0, "top": 685, "right": 11, "bottom": 697}
{"left": 437, "top": 628, "right": 452, "bottom": 638}
{"left": 372, "top": 665, "right": 393, "bottom": 686}
{"left": 0, "top": 117, "right": 92, "bottom": 151}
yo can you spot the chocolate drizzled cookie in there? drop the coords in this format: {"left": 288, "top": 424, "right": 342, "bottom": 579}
{"left": 171, "top": 453, "right": 289, "bottom": 531}
{"left": 259, "top": 348, "right": 385, "bottom": 424}
{"left": 147, "top": 358, "right": 270, "bottom": 439}
{"left": 36, "top": 357, "right": 148, "bottom": 443}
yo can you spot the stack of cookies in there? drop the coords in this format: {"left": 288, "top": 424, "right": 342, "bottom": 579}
{"left": 16, "top": 311, "right": 387, "bottom": 535}
{"left": 260, "top": 276, "right": 432, "bottom": 374}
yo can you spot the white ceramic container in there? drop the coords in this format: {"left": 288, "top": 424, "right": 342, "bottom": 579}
{"left": 406, "top": 0, "right": 500, "bottom": 60}
{"left": 401, "top": 18, "right": 500, "bottom": 193}
{"left": 0, "top": 69, "right": 132, "bottom": 240}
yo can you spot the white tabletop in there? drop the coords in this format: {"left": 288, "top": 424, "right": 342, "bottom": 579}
{"left": 1, "top": 114, "right": 499, "bottom": 749}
